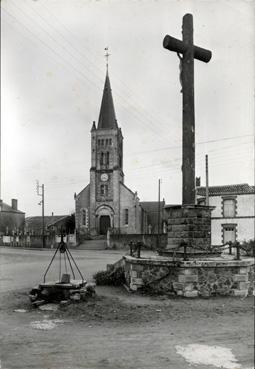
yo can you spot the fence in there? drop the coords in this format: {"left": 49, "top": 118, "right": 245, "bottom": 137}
{"left": 0, "top": 234, "right": 76, "bottom": 248}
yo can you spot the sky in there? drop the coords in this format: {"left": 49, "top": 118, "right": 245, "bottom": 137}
{"left": 1, "top": 0, "right": 254, "bottom": 217}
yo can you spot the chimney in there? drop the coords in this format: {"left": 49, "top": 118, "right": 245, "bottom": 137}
{"left": 12, "top": 199, "right": 18, "bottom": 211}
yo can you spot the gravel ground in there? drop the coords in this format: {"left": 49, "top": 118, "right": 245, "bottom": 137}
{"left": 0, "top": 247, "right": 254, "bottom": 369}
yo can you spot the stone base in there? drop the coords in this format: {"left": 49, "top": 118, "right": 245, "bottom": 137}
{"left": 122, "top": 255, "right": 254, "bottom": 298}
{"left": 165, "top": 204, "right": 214, "bottom": 251}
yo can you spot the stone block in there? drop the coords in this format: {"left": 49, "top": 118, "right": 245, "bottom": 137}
{"left": 172, "top": 282, "right": 184, "bottom": 290}
{"left": 129, "top": 284, "right": 137, "bottom": 291}
{"left": 132, "top": 264, "right": 144, "bottom": 272}
{"left": 238, "top": 282, "right": 250, "bottom": 290}
{"left": 133, "top": 278, "right": 143, "bottom": 286}
{"left": 233, "top": 274, "right": 248, "bottom": 282}
{"left": 177, "top": 290, "right": 184, "bottom": 296}
{"left": 131, "top": 270, "right": 137, "bottom": 278}
{"left": 178, "top": 275, "right": 198, "bottom": 283}
{"left": 184, "top": 283, "right": 194, "bottom": 292}
{"left": 184, "top": 290, "right": 198, "bottom": 298}
{"left": 179, "top": 268, "right": 196, "bottom": 275}
{"left": 231, "top": 289, "right": 248, "bottom": 297}
{"left": 239, "top": 267, "right": 248, "bottom": 275}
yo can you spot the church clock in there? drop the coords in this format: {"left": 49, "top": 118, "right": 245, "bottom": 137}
{"left": 100, "top": 173, "right": 109, "bottom": 182}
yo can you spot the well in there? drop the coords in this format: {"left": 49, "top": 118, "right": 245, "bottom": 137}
{"left": 123, "top": 255, "right": 254, "bottom": 297}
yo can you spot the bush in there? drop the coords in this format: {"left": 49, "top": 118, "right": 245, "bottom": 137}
{"left": 93, "top": 267, "right": 125, "bottom": 286}
{"left": 240, "top": 239, "right": 255, "bottom": 256}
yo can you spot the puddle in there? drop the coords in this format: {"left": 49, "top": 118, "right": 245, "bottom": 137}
{"left": 14, "top": 309, "right": 27, "bottom": 313}
{"left": 30, "top": 319, "right": 65, "bottom": 330}
{"left": 175, "top": 344, "right": 240, "bottom": 369}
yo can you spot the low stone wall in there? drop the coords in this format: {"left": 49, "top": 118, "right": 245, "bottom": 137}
{"left": 123, "top": 256, "right": 254, "bottom": 297}
{"left": 109, "top": 234, "right": 167, "bottom": 250}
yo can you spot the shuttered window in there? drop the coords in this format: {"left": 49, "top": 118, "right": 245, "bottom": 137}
{"left": 223, "top": 199, "right": 235, "bottom": 217}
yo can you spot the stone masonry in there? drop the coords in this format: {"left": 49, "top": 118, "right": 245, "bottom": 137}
{"left": 123, "top": 256, "right": 254, "bottom": 298}
{"left": 163, "top": 205, "right": 214, "bottom": 253}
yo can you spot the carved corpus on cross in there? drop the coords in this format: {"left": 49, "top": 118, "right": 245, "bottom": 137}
{"left": 163, "top": 14, "right": 212, "bottom": 205}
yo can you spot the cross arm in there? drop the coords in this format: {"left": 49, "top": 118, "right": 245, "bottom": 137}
{"left": 163, "top": 35, "right": 212, "bottom": 63}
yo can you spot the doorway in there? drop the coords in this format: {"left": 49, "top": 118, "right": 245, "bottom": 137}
{"left": 99, "top": 215, "right": 111, "bottom": 235}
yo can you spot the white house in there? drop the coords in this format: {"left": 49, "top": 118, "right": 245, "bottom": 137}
{"left": 196, "top": 183, "right": 255, "bottom": 246}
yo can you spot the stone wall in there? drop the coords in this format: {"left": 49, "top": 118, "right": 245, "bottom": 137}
{"left": 109, "top": 233, "right": 167, "bottom": 250}
{"left": 123, "top": 256, "right": 254, "bottom": 298}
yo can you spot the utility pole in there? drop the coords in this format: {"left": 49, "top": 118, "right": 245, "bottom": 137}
{"left": 157, "top": 179, "right": 161, "bottom": 248}
{"left": 205, "top": 155, "right": 209, "bottom": 206}
{"left": 36, "top": 180, "right": 45, "bottom": 248}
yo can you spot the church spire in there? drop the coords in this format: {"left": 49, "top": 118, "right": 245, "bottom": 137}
{"left": 97, "top": 70, "right": 118, "bottom": 130}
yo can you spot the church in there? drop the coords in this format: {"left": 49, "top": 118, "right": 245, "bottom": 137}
{"left": 75, "top": 71, "right": 149, "bottom": 237}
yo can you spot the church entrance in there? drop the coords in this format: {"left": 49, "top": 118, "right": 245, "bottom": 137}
{"left": 99, "top": 215, "right": 111, "bottom": 235}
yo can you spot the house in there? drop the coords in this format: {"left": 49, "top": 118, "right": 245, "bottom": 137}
{"left": 0, "top": 199, "right": 25, "bottom": 235}
{"left": 25, "top": 214, "right": 75, "bottom": 235}
{"left": 196, "top": 183, "right": 255, "bottom": 245}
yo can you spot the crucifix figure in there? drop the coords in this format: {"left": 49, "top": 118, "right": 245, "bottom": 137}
{"left": 163, "top": 14, "right": 212, "bottom": 205}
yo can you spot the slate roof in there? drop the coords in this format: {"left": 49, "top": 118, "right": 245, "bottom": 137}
{"left": 196, "top": 183, "right": 255, "bottom": 196}
{"left": 25, "top": 215, "right": 69, "bottom": 232}
{"left": 97, "top": 71, "right": 118, "bottom": 130}
{"left": 0, "top": 201, "right": 25, "bottom": 214}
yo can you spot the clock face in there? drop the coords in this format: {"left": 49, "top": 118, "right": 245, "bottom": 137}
{"left": 100, "top": 173, "right": 108, "bottom": 182}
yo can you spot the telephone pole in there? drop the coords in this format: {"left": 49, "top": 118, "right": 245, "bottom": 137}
{"left": 205, "top": 155, "right": 209, "bottom": 206}
{"left": 36, "top": 180, "right": 45, "bottom": 248}
{"left": 157, "top": 179, "right": 162, "bottom": 248}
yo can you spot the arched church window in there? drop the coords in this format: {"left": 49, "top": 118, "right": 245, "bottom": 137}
{"left": 106, "top": 152, "right": 110, "bottom": 165}
{"left": 81, "top": 208, "right": 88, "bottom": 227}
{"left": 100, "top": 184, "right": 108, "bottom": 196}
{"left": 109, "top": 139, "right": 112, "bottom": 145}
{"left": 100, "top": 152, "right": 104, "bottom": 165}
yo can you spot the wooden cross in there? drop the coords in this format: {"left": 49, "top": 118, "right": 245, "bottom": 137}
{"left": 163, "top": 14, "right": 212, "bottom": 205}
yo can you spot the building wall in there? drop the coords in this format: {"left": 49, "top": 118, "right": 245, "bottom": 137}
{"left": 0, "top": 212, "right": 25, "bottom": 234}
{"left": 198, "top": 193, "right": 255, "bottom": 245}
{"left": 75, "top": 184, "right": 90, "bottom": 234}
{"left": 212, "top": 218, "right": 255, "bottom": 245}
{"left": 119, "top": 184, "right": 142, "bottom": 234}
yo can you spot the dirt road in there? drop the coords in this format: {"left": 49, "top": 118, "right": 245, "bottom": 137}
{"left": 0, "top": 247, "right": 254, "bottom": 369}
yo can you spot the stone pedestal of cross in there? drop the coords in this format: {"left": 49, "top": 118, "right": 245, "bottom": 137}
{"left": 163, "top": 13, "right": 212, "bottom": 205}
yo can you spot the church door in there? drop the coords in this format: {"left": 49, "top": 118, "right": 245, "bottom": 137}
{"left": 99, "top": 216, "right": 111, "bottom": 235}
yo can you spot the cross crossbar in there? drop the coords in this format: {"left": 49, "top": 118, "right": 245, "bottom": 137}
{"left": 163, "top": 35, "right": 212, "bottom": 63}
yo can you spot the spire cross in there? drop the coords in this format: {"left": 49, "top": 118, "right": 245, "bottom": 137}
{"left": 104, "top": 47, "right": 110, "bottom": 70}
{"left": 163, "top": 14, "right": 212, "bottom": 205}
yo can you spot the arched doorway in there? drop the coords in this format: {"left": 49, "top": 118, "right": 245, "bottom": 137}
{"left": 99, "top": 215, "right": 111, "bottom": 235}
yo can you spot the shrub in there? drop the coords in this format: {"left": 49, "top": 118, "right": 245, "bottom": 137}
{"left": 240, "top": 239, "right": 255, "bottom": 256}
{"left": 93, "top": 267, "right": 125, "bottom": 286}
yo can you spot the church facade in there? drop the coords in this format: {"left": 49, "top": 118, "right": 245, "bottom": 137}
{"left": 75, "top": 72, "right": 147, "bottom": 237}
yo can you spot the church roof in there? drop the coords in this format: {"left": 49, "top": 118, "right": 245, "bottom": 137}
{"left": 97, "top": 72, "right": 118, "bottom": 130}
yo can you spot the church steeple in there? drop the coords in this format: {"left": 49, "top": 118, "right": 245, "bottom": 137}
{"left": 97, "top": 71, "right": 118, "bottom": 130}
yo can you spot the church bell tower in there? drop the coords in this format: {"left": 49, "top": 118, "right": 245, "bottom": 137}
{"left": 89, "top": 71, "right": 124, "bottom": 235}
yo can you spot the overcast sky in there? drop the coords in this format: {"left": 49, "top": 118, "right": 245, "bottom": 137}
{"left": 1, "top": 0, "right": 254, "bottom": 216}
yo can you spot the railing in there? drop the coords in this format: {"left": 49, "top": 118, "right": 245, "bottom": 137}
{"left": 129, "top": 241, "right": 143, "bottom": 258}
